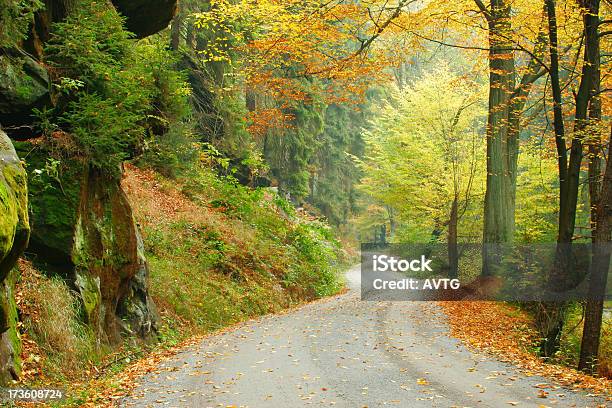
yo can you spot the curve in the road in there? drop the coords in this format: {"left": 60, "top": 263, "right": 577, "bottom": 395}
{"left": 124, "top": 265, "right": 606, "bottom": 408}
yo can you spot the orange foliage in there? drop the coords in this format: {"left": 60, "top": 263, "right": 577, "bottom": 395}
{"left": 195, "top": 0, "right": 400, "bottom": 132}
{"left": 440, "top": 301, "right": 611, "bottom": 397}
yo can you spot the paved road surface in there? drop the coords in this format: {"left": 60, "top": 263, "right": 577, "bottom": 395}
{"left": 124, "top": 265, "right": 606, "bottom": 407}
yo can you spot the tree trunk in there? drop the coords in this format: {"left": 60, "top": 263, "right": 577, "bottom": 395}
{"left": 538, "top": 0, "right": 569, "bottom": 358}
{"left": 386, "top": 206, "right": 396, "bottom": 239}
{"left": 170, "top": 4, "right": 182, "bottom": 51}
{"left": 481, "top": 0, "right": 516, "bottom": 276}
{"left": 538, "top": 0, "right": 600, "bottom": 357}
{"left": 448, "top": 195, "right": 459, "bottom": 279}
{"left": 579, "top": 124, "right": 610, "bottom": 372}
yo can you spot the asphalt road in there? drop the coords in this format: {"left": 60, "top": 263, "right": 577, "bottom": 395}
{"left": 124, "top": 265, "right": 606, "bottom": 407}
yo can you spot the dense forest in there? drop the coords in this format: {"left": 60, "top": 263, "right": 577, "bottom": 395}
{"left": 0, "top": 0, "right": 610, "bottom": 405}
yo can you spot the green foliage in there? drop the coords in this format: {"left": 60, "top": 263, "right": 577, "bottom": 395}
{"left": 284, "top": 219, "right": 343, "bottom": 297}
{"left": 355, "top": 65, "right": 487, "bottom": 243}
{"left": 43, "top": 1, "right": 191, "bottom": 178}
{"left": 0, "top": 0, "right": 43, "bottom": 48}
{"left": 14, "top": 142, "right": 82, "bottom": 258}
{"left": 60, "top": 93, "right": 149, "bottom": 175}
{"left": 515, "top": 139, "right": 560, "bottom": 243}
{"left": 306, "top": 102, "right": 369, "bottom": 226}
{"left": 142, "top": 166, "right": 344, "bottom": 332}
{"left": 182, "top": 168, "right": 264, "bottom": 219}
{"left": 137, "top": 39, "right": 192, "bottom": 122}
{"left": 266, "top": 100, "right": 325, "bottom": 201}
{"left": 138, "top": 123, "right": 199, "bottom": 178}
{"left": 45, "top": 2, "right": 131, "bottom": 85}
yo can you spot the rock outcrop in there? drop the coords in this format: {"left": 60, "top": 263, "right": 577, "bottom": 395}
{"left": 111, "top": 0, "right": 177, "bottom": 38}
{"left": 0, "top": 0, "right": 178, "bottom": 136}
{"left": 73, "top": 167, "right": 158, "bottom": 342}
{"left": 0, "top": 52, "right": 50, "bottom": 138}
{"left": 17, "top": 145, "right": 159, "bottom": 343}
{"left": 0, "top": 0, "right": 175, "bottom": 384}
{"left": 0, "top": 129, "right": 30, "bottom": 383}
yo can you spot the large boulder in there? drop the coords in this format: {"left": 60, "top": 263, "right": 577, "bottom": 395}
{"left": 72, "top": 167, "right": 158, "bottom": 343}
{"left": 111, "top": 0, "right": 177, "bottom": 38}
{"left": 18, "top": 143, "right": 81, "bottom": 269}
{"left": 15, "top": 143, "right": 158, "bottom": 343}
{"left": 0, "top": 131, "right": 29, "bottom": 283}
{"left": 0, "top": 130, "right": 30, "bottom": 384}
{"left": 0, "top": 53, "right": 50, "bottom": 138}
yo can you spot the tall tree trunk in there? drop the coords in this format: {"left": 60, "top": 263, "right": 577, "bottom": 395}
{"left": 538, "top": 0, "right": 570, "bottom": 358}
{"left": 481, "top": 0, "right": 516, "bottom": 276}
{"left": 538, "top": 0, "right": 600, "bottom": 357}
{"left": 448, "top": 195, "right": 459, "bottom": 279}
{"left": 579, "top": 0, "right": 605, "bottom": 371}
{"left": 476, "top": 1, "right": 547, "bottom": 276}
{"left": 579, "top": 127, "right": 611, "bottom": 372}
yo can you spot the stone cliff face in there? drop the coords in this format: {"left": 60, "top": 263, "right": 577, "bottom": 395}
{"left": 0, "top": 130, "right": 30, "bottom": 383}
{"left": 16, "top": 147, "right": 160, "bottom": 343}
{"left": 73, "top": 166, "right": 159, "bottom": 343}
{"left": 1, "top": 0, "right": 178, "bottom": 140}
{"left": 0, "top": 0, "right": 176, "bottom": 384}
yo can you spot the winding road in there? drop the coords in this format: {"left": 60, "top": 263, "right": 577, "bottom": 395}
{"left": 124, "top": 266, "right": 606, "bottom": 407}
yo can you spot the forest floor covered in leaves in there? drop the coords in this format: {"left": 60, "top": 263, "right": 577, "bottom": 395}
{"left": 441, "top": 302, "right": 611, "bottom": 396}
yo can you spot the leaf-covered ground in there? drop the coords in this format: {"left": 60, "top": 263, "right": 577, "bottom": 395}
{"left": 440, "top": 301, "right": 611, "bottom": 398}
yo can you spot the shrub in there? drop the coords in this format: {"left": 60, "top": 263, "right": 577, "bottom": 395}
{"left": 43, "top": 1, "right": 190, "bottom": 178}
{"left": 0, "top": 0, "right": 43, "bottom": 48}
{"left": 45, "top": 1, "right": 131, "bottom": 86}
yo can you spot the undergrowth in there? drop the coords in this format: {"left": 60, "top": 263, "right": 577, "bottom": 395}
{"left": 554, "top": 303, "right": 611, "bottom": 378}
{"left": 129, "top": 163, "right": 346, "bottom": 336}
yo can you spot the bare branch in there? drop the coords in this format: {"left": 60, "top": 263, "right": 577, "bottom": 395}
{"left": 473, "top": 0, "right": 492, "bottom": 21}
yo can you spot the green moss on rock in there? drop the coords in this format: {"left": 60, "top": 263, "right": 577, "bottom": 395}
{"left": 0, "top": 54, "right": 49, "bottom": 126}
{"left": 0, "top": 269, "right": 21, "bottom": 385}
{"left": 14, "top": 142, "right": 82, "bottom": 267}
{"left": 0, "top": 131, "right": 29, "bottom": 279}
{"left": 0, "top": 131, "right": 28, "bottom": 386}
{"left": 74, "top": 270, "right": 102, "bottom": 328}
{"left": 12, "top": 140, "right": 157, "bottom": 344}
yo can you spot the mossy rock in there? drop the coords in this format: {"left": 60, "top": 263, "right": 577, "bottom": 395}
{"left": 14, "top": 142, "right": 82, "bottom": 269}
{"left": 12, "top": 140, "right": 157, "bottom": 343}
{"left": 0, "top": 269, "right": 21, "bottom": 385}
{"left": 72, "top": 167, "right": 158, "bottom": 343}
{"left": 0, "top": 130, "right": 28, "bottom": 386}
{"left": 0, "top": 53, "right": 50, "bottom": 128}
{"left": 111, "top": 0, "right": 177, "bottom": 38}
{"left": 0, "top": 130, "right": 29, "bottom": 281}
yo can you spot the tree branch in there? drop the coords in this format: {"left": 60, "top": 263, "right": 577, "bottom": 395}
{"left": 473, "top": 0, "right": 492, "bottom": 21}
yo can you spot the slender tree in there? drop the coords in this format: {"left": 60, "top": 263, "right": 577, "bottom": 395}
{"left": 580, "top": 126, "right": 611, "bottom": 372}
